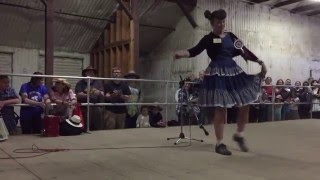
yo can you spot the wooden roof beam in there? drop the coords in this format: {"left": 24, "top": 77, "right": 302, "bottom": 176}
{"left": 271, "top": 0, "right": 305, "bottom": 9}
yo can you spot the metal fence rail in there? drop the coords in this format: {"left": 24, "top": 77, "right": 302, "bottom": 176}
{"left": 1, "top": 73, "right": 319, "bottom": 132}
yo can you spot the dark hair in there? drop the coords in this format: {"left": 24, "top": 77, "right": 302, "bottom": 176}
{"left": 0, "top": 75, "right": 9, "bottom": 81}
{"left": 204, "top": 9, "right": 227, "bottom": 21}
{"left": 276, "top": 79, "right": 284, "bottom": 85}
{"left": 295, "top": 81, "right": 301, "bottom": 85}
{"left": 302, "top": 81, "right": 309, "bottom": 86}
{"left": 179, "top": 77, "right": 191, "bottom": 89}
{"left": 30, "top": 72, "right": 43, "bottom": 84}
{"left": 140, "top": 105, "right": 149, "bottom": 112}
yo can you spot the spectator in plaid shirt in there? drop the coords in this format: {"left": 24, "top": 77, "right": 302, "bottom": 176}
{"left": 175, "top": 78, "right": 200, "bottom": 125}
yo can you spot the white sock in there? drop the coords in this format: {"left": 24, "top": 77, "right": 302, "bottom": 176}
{"left": 236, "top": 131, "right": 243, "bottom": 137}
{"left": 216, "top": 140, "right": 223, "bottom": 146}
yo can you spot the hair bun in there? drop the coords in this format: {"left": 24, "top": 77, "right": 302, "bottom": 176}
{"left": 204, "top": 10, "right": 212, "bottom": 20}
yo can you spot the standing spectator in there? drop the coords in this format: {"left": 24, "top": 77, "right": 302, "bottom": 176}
{"left": 75, "top": 66, "right": 104, "bottom": 131}
{"left": 311, "top": 80, "right": 320, "bottom": 118}
{"left": 275, "top": 79, "right": 284, "bottom": 96}
{"left": 49, "top": 78, "right": 77, "bottom": 119}
{"left": 19, "top": 72, "right": 50, "bottom": 134}
{"left": 124, "top": 71, "right": 141, "bottom": 128}
{"left": 307, "top": 77, "right": 314, "bottom": 85}
{"left": 104, "top": 67, "right": 131, "bottom": 129}
{"left": 0, "top": 75, "right": 20, "bottom": 135}
{"left": 136, "top": 106, "right": 150, "bottom": 128}
{"left": 149, "top": 103, "right": 166, "bottom": 128}
{"left": 287, "top": 81, "right": 301, "bottom": 120}
{"left": 298, "top": 81, "right": 312, "bottom": 119}
{"left": 259, "top": 92, "right": 271, "bottom": 122}
{"left": 175, "top": 78, "right": 200, "bottom": 125}
{"left": 263, "top": 77, "right": 273, "bottom": 101}
{"left": 280, "top": 79, "right": 292, "bottom": 120}
{"left": 274, "top": 95, "right": 283, "bottom": 121}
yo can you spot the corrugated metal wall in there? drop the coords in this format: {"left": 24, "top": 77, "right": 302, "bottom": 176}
{"left": 0, "top": 46, "right": 89, "bottom": 92}
{"left": 38, "top": 56, "right": 84, "bottom": 88}
{"left": 140, "top": 0, "right": 320, "bottom": 120}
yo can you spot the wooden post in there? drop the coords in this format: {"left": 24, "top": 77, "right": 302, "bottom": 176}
{"left": 130, "top": 0, "right": 139, "bottom": 71}
{"left": 45, "top": 0, "right": 54, "bottom": 86}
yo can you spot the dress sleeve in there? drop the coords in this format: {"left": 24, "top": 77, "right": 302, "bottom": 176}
{"left": 188, "top": 36, "right": 207, "bottom": 57}
{"left": 229, "top": 32, "right": 259, "bottom": 62}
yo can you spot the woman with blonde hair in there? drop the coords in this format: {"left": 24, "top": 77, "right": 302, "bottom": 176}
{"left": 49, "top": 78, "right": 77, "bottom": 119}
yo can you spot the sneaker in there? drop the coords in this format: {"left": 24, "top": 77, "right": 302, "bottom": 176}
{"left": 233, "top": 134, "right": 249, "bottom": 152}
{"left": 215, "top": 143, "right": 232, "bottom": 156}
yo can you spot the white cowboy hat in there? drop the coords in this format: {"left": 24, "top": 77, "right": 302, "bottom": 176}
{"left": 66, "top": 115, "right": 83, "bottom": 128}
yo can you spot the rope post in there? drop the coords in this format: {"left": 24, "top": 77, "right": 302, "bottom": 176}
{"left": 86, "top": 78, "right": 91, "bottom": 132}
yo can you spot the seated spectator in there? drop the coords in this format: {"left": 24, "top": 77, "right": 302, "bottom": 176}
{"left": 136, "top": 106, "right": 150, "bottom": 128}
{"left": 124, "top": 70, "right": 141, "bottom": 128}
{"left": 49, "top": 78, "right": 77, "bottom": 119}
{"left": 75, "top": 66, "right": 104, "bottom": 131}
{"left": 149, "top": 103, "right": 166, "bottom": 128}
{"left": 298, "top": 81, "right": 312, "bottom": 119}
{"left": 311, "top": 80, "right": 320, "bottom": 118}
{"left": 19, "top": 72, "right": 51, "bottom": 134}
{"left": 104, "top": 67, "right": 131, "bottom": 129}
{"left": 0, "top": 75, "right": 20, "bottom": 135}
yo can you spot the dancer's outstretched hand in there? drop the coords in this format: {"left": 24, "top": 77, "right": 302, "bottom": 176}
{"left": 173, "top": 50, "right": 190, "bottom": 60}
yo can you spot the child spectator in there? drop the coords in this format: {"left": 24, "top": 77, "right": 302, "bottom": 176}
{"left": 149, "top": 103, "right": 166, "bottom": 128}
{"left": 136, "top": 106, "right": 150, "bottom": 128}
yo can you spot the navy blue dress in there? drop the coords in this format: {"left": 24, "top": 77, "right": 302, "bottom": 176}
{"left": 188, "top": 32, "right": 262, "bottom": 108}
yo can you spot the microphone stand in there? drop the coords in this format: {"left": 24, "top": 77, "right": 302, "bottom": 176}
{"left": 167, "top": 88, "right": 204, "bottom": 145}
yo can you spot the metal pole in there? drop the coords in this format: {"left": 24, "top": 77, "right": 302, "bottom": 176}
{"left": 272, "top": 85, "right": 275, "bottom": 121}
{"left": 310, "top": 102, "right": 313, "bottom": 119}
{"left": 87, "top": 78, "right": 91, "bottom": 132}
{"left": 165, "top": 82, "right": 168, "bottom": 127}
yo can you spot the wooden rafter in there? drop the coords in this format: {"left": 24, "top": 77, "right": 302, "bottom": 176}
{"left": 307, "top": 10, "right": 320, "bottom": 16}
{"left": 291, "top": 3, "right": 320, "bottom": 13}
{"left": 176, "top": 0, "right": 198, "bottom": 28}
{"left": 114, "top": 0, "right": 133, "bottom": 19}
{"left": 250, "top": 0, "right": 270, "bottom": 3}
{"left": 271, "top": 0, "right": 305, "bottom": 9}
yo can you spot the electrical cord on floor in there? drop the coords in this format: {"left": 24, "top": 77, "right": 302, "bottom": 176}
{"left": 0, "top": 143, "right": 191, "bottom": 160}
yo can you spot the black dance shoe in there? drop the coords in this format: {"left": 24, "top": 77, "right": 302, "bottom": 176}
{"left": 215, "top": 143, "right": 232, "bottom": 156}
{"left": 233, "top": 134, "right": 249, "bottom": 152}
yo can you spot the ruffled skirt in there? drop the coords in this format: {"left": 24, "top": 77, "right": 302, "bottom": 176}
{"left": 199, "top": 59, "right": 262, "bottom": 108}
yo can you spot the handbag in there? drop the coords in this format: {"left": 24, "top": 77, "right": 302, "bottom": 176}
{"left": 43, "top": 115, "right": 61, "bottom": 137}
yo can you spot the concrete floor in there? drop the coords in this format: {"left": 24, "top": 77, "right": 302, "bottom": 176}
{"left": 1, "top": 119, "right": 320, "bottom": 180}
